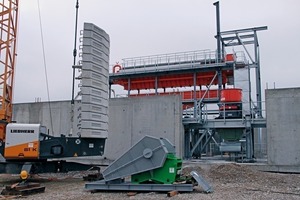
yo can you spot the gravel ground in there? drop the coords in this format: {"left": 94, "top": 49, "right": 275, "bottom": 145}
{"left": 1, "top": 163, "right": 300, "bottom": 199}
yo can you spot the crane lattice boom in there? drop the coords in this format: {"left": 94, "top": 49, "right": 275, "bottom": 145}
{"left": 0, "top": 0, "right": 18, "bottom": 140}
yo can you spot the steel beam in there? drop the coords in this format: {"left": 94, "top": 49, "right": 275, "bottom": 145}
{"left": 224, "top": 41, "right": 255, "bottom": 46}
{"left": 236, "top": 33, "right": 255, "bottom": 63}
{"left": 220, "top": 26, "right": 268, "bottom": 35}
{"left": 85, "top": 181, "right": 194, "bottom": 192}
{"left": 221, "top": 34, "right": 255, "bottom": 41}
{"left": 190, "top": 130, "right": 206, "bottom": 157}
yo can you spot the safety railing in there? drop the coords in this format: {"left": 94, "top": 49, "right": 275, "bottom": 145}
{"left": 235, "top": 51, "right": 247, "bottom": 64}
{"left": 122, "top": 49, "right": 214, "bottom": 68}
{"left": 183, "top": 100, "right": 266, "bottom": 124}
{"left": 110, "top": 49, "right": 247, "bottom": 74}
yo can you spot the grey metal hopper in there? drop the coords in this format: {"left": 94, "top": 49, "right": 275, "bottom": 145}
{"left": 102, "top": 135, "right": 176, "bottom": 182}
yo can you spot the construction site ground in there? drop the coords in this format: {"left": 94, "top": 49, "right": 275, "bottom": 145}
{"left": 0, "top": 161, "right": 300, "bottom": 200}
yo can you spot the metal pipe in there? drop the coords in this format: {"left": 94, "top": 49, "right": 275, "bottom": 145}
{"left": 193, "top": 73, "right": 197, "bottom": 118}
{"left": 213, "top": 1, "right": 221, "bottom": 62}
{"left": 213, "top": 1, "right": 223, "bottom": 99}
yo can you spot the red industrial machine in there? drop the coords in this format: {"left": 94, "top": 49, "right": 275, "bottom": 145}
{"left": 218, "top": 88, "right": 242, "bottom": 119}
{"left": 111, "top": 52, "right": 242, "bottom": 118}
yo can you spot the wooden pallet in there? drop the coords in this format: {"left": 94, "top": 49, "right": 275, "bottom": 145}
{"left": 1, "top": 182, "right": 45, "bottom": 196}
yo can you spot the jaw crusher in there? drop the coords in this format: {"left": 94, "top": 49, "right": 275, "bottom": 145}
{"left": 85, "top": 135, "right": 212, "bottom": 193}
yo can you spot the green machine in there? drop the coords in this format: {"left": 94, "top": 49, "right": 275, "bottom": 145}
{"left": 132, "top": 153, "right": 182, "bottom": 184}
{"left": 85, "top": 136, "right": 212, "bottom": 193}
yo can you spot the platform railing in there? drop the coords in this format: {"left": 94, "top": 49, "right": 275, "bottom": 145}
{"left": 109, "top": 50, "right": 247, "bottom": 75}
{"left": 183, "top": 100, "right": 266, "bottom": 125}
{"left": 234, "top": 51, "right": 247, "bottom": 64}
{"left": 121, "top": 49, "right": 217, "bottom": 69}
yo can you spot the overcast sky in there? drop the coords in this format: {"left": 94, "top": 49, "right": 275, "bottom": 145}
{"left": 13, "top": 0, "right": 300, "bottom": 103}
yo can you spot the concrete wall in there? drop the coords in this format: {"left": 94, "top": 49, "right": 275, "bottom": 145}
{"left": 13, "top": 101, "right": 73, "bottom": 136}
{"left": 12, "top": 95, "right": 183, "bottom": 160}
{"left": 266, "top": 88, "right": 300, "bottom": 166}
{"left": 105, "top": 96, "right": 183, "bottom": 160}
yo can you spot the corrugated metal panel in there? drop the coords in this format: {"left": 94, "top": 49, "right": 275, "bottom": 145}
{"left": 78, "top": 23, "right": 110, "bottom": 138}
{"left": 81, "top": 112, "right": 109, "bottom": 123}
{"left": 81, "top": 87, "right": 108, "bottom": 99}
{"left": 81, "top": 103, "right": 108, "bottom": 115}
{"left": 80, "top": 128, "right": 108, "bottom": 138}
{"left": 81, "top": 79, "right": 108, "bottom": 91}
{"left": 82, "top": 31, "right": 109, "bottom": 48}
{"left": 81, "top": 62, "right": 109, "bottom": 74}
{"left": 81, "top": 94, "right": 109, "bottom": 107}
{"left": 81, "top": 121, "right": 108, "bottom": 130}
{"left": 81, "top": 71, "right": 108, "bottom": 84}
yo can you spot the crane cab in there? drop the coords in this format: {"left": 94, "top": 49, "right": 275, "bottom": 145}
{"left": 4, "top": 124, "right": 46, "bottom": 160}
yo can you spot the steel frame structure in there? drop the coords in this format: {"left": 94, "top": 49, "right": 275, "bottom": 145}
{"left": 220, "top": 26, "right": 268, "bottom": 118}
{"left": 109, "top": 25, "right": 267, "bottom": 161}
{"left": 109, "top": 2, "right": 267, "bottom": 162}
{"left": 0, "top": 0, "right": 18, "bottom": 140}
{"left": 182, "top": 26, "right": 268, "bottom": 161}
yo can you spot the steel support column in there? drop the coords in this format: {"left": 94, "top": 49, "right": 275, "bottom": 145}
{"left": 184, "top": 128, "right": 191, "bottom": 159}
{"left": 155, "top": 76, "right": 158, "bottom": 95}
{"left": 254, "top": 31, "right": 262, "bottom": 118}
{"left": 127, "top": 78, "right": 131, "bottom": 96}
{"left": 190, "top": 129, "right": 206, "bottom": 158}
{"left": 193, "top": 73, "right": 197, "bottom": 118}
{"left": 245, "top": 128, "right": 253, "bottom": 160}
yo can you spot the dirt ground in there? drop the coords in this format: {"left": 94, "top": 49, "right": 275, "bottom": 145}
{"left": 1, "top": 163, "right": 300, "bottom": 200}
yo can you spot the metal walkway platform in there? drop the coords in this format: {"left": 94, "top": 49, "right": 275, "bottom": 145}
{"left": 183, "top": 118, "right": 266, "bottom": 129}
{"left": 110, "top": 49, "right": 246, "bottom": 77}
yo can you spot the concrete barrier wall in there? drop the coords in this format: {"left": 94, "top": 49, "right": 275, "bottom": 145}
{"left": 13, "top": 101, "right": 73, "bottom": 136}
{"left": 12, "top": 95, "right": 183, "bottom": 160}
{"left": 266, "top": 88, "right": 300, "bottom": 166}
{"left": 106, "top": 96, "right": 183, "bottom": 160}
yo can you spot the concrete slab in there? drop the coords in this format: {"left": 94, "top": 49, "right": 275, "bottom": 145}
{"left": 266, "top": 88, "right": 300, "bottom": 166}
{"left": 105, "top": 95, "right": 183, "bottom": 160}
